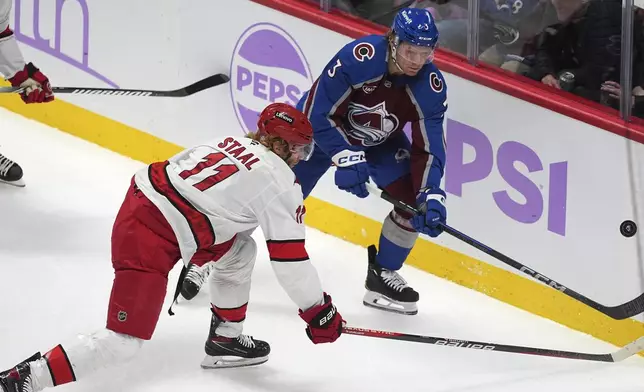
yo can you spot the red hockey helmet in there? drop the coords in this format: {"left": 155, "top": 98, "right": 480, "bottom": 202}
{"left": 257, "top": 103, "right": 314, "bottom": 160}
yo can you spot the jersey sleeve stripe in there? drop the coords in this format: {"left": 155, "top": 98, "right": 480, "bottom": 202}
{"left": 327, "top": 86, "right": 354, "bottom": 145}
{"left": 303, "top": 75, "right": 353, "bottom": 148}
{"left": 406, "top": 86, "right": 434, "bottom": 190}
{"left": 266, "top": 239, "right": 309, "bottom": 262}
{"left": 411, "top": 121, "right": 434, "bottom": 189}
{"left": 303, "top": 79, "right": 320, "bottom": 118}
{"left": 148, "top": 162, "right": 216, "bottom": 250}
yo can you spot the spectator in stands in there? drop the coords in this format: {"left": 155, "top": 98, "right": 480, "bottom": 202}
{"left": 332, "top": 0, "right": 415, "bottom": 26}
{"left": 333, "top": 0, "right": 644, "bottom": 118}
{"left": 404, "top": 0, "right": 558, "bottom": 73}
{"left": 598, "top": 82, "right": 644, "bottom": 117}
{"left": 333, "top": 0, "right": 550, "bottom": 63}
{"left": 333, "top": 0, "right": 472, "bottom": 28}
{"left": 478, "top": 0, "right": 558, "bottom": 73}
{"left": 526, "top": 0, "right": 644, "bottom": 107}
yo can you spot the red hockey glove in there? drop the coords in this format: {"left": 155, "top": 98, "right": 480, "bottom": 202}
{"left": 9, "top": 63, "right": 54, "bottom": 104}
{"left": 298, "top": 293, "right": 345, "bottom": 344}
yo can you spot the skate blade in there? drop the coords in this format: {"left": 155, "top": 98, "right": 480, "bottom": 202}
{"left": 200, "top": 354, "right": 269, "bottom": 369}
{"left": 363, "top": 291, "right": 418, "bottom": 315}
{"left": 0, "top": 178, "right": 25, "bottom": 187}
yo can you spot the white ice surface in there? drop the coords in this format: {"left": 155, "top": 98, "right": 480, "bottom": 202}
{"left": 0, "top": 107, "right": 643, "bottom": 392}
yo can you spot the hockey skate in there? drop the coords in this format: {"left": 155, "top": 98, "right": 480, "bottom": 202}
{"left": 181, "top": 262, "right": 215, "bottom": 300}
{"left": 201, "top": 311, "right": 270, "bottom": 369}
{"left": 0, "top": 152, "right": 24, "bottom": 187}
{"left": 0, "top": 352, "right": 41, "bottom": 392}
{"left": 363, "top": 245, "right": 419, "bottom": 315}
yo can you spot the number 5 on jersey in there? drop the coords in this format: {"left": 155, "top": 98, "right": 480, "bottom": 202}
{"left": 179, "top": 152, "right": 239, "bottom": 191}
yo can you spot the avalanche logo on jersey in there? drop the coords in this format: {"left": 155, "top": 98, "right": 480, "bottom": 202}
{"left": 430, "top": 72, "right": 444, "bottom": 93}
{"left": 347, "top": 102, "right": 400, "bottom": 146}
{"left": 353, "top": 42, "right": 375, "bottom": 62}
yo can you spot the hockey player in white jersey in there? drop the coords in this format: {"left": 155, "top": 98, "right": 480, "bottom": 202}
{"left": 0, "top": 0, "right": 54, "bottom": 187}
{"left": 0, "top": 103, "right": 345, "bottom": 392}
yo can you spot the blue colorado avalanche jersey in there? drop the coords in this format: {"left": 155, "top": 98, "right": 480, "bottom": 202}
{"left": 300, "top": 34, "right": 447, "bottom": 192}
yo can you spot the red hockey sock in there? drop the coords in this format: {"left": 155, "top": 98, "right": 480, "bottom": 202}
{"left": 212, "top": 303, "right": 248, "bottom": 323}
{"left": 43, "top": 345, "right": 76, "bottom": 386}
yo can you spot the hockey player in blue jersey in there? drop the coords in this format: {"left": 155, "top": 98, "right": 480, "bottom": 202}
{"left": 293, "top": 7, "right": 448, "bottom": 315}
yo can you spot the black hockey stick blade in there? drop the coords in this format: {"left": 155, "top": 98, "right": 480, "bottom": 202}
{"left": 343, "top": 326, "right": 644, "bottom": 363}
{"left": 0, "top": 73, "right": 230, "bottom": 97}
{"left": 364, "top": 183, "right": 644, "bottom": 320}
{"left": 167, "top": 264, "right": 189, "bottom": 316}
{"left": 440, "top": 224, "right": 644, "bottom": 320}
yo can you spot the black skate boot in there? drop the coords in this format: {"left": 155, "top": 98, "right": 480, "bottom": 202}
{"left": 0, "top": 352, "right": 41, "bottom": 392}
{"left": 181, "top": 262, "right": 214, "bottom": 300}
{"left": 363, "top": 245, "right": 419, "bottom": 315}
{"left": 0, "top": 152, "right": 24, "bottom": 187}
{"left": 201, "top": 310, "right": 270, "bottom": 369}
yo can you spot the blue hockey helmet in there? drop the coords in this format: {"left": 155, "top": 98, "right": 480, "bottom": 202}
{"left": 392, "top": 8, "right": 439, "bottom": 49}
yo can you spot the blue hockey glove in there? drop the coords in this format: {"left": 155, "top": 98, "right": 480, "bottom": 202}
{"left": 331, "top": 149, "right": 369, "bottom": 198}
{"left": 412, "top": 188, "right": 447, "bottom": 238}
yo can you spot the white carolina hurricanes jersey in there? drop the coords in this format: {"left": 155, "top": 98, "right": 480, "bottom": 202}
{"left": 0, "top": 0, "right": 26, "bottom": 79}
{"left": 134, "top": 135, "right": 324, "bottom": 310}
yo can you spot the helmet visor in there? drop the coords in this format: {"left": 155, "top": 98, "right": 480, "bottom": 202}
{"left": 290, "top": 141, "right": 314, "bottom": 161}
{"left": 398, "top": 41, "right": 436, "bottom": 64}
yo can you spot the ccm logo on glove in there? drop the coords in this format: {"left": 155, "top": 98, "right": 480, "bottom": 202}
{"left": 425, "top": 193, "right": 445, "bottom": 205}
{"left": 332, "top": 150, "right": 365, "bottom": 167}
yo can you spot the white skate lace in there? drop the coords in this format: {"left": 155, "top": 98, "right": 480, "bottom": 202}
{"left": 237, "top": 335, "right": 256, "bottom": 349}
{"left": 185, "top": 262, "right": 214, "bottom": 287}
{"left": 4, "top": 373, "right": 35, "bottom": 392}
{"left": 20, "top": 375, "right": 34, "bottom": 392}
{"left": 381, "top": 270, "right": 409, "bottom": 292}
{"left": 0, "top": 154, "right": 15, "bottom": 177}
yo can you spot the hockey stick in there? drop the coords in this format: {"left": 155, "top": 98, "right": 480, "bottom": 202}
{"left": 168, "top": 264, "right": 189, "bottom": 316}
{"left": 365, "top": 183, "right": 644, "bottom": 320}
{"left": 0, "top": 73, "right": 230, "bottom": 97}
{"left": 343, "top": 326, "right": 644, "bottom": 362}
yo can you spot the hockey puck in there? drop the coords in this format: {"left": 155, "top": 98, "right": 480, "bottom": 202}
{"left": 620, "top": 220, "right": 638, "bottom": 238}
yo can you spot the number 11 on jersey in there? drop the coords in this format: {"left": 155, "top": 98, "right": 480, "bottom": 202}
{"left": 179, "top": 152, "right": 240, "bottom": 191}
